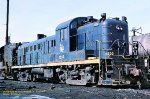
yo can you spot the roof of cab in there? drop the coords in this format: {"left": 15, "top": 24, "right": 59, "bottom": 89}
{"left": 56, "top": 17, "right": 87, "bottom": 31}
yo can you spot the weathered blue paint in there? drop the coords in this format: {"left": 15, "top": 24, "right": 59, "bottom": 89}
{"left": 17, "top": 16, "right": 128, "bottom": 66}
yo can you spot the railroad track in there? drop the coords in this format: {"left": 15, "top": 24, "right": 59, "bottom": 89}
{"left": 0, "top": 80, "right": 150, "bottom": 99}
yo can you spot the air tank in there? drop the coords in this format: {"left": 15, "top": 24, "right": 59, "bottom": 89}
{"left": 31, "top": 68, "right": 44, "bottom": 74}
{"left": 130, "top": 33, "right": 150, "bottom": 56}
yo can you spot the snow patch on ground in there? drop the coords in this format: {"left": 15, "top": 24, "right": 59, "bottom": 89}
{"left": 12, "top": 95, "right": 55, "bottom": 99}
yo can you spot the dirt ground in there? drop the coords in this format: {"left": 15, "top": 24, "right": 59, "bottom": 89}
{"left": 0, "top": 79, "right": 150, "bottom": 99}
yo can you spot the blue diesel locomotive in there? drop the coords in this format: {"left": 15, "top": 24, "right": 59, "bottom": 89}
{"left": 0, "top": 13, "right": 149, "bottom": 87}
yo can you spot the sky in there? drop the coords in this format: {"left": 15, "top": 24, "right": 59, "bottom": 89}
{"left": 0, "top": 0, "right": 150, "bottom": 47}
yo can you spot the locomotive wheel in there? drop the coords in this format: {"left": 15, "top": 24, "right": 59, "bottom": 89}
{"left": 27, "top": 74, "right": 32, "bottom": 81}
{"left": 13, "top": 71, "right": 19, "bottom": 81}
{"left": 139, "top": 68, "right": 150, "bottom": 89}
{"left": 137, "top": 81, "right": 141, "bottom": 89}
{"left": 32, "top": 75, "right": 37, "bottom": 82}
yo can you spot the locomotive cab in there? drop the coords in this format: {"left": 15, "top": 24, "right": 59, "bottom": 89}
{"left": 55, "top": 17, "right": 97, "bottom": 62}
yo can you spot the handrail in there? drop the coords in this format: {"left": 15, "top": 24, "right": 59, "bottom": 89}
{"left": 96, "top": 40, "right": 101, "bottom": 77}
{"left": 137, "top": 41, "right": 149, "bottom": 56}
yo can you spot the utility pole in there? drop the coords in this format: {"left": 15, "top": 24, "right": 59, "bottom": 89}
{"left": 6, "top": 0, "right": 9, "bottom": 45}
{"left": 5, "top": 0, "right": 10, "bottom": 78}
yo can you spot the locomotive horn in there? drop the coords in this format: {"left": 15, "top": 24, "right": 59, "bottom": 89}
{"left": 100, "top": 13, "right": 106, "bottom": 22}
